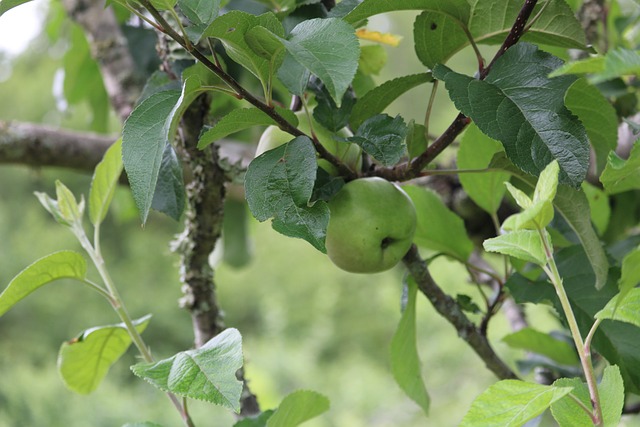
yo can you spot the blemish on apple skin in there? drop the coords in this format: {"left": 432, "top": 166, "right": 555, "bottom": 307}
{"left": 380, "top": 237, "right": 393, "bottom": 249}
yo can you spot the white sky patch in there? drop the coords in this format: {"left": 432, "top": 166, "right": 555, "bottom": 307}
{"left": 0, "top": 0, "right": 47, "bottom": 56}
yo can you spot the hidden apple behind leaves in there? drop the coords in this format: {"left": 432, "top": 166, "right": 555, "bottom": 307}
{"left": 255, "top": 111, "right": 361, "bottom": 174}
{"left": 325, "top": 177, "right": 417, "bottom": 274}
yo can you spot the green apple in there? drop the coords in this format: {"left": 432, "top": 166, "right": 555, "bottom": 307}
{"left": 256, "top": 111, "right": 361, "bottom": 174}
{"left": 325, "top": 177, "right": 417, "bottom": 274}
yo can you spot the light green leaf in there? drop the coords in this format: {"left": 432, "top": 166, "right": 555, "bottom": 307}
{"left": 596, "top": 288, "right": 640, "bottom": 328}
{"left": 501, "top": 200, "right": 551, "bottom": 231}
{"left": 197, "top": 107, "right": 298, "bottom": 149}
{"left": 413, "top": 10, "right": 469, "bottom": 68}
{"left": 0, "top": 251, "right": 86, "bottom": 317}
{"left": 390, "top": 277, "right": 429, "bottom": 415}
{"left": 534, "top": 160, "right": 560, "bottom": 204}
{"left": 600, "top": 140, "right": 640, "bottom": 194}
{"left": 549, "top": 377, "right": 591, "bottom": 427}
{"left": 460, "top": 380, "right": 573, "bottom": 427}
{"left": 458, "top": 124, "right": 509, "bottom": 214}
{"left": 582, "top": 182, "right": 610, "bottom": 236}
{"left": 600, "top": 365, "right": 625, "bottom": 427}
{"left": 404, "top": 185, "right": 473, "bottom": 261}
{"left": 550, "top": 56, "right": 604, "bottom": 77}
{"left": 483, "top": 230, "right": 547, "bottom": 266}
{"left": 178, "top": 0, "right": 220, "bottom": 42}
{"left": 504, "top": 182, "right": 533, "bottom": 210}
{"left": 591, "top": 48, "right": 640, "bottom": 83}
{"left": 266, "top": 390, "right": 330, "bottom": 427}
{"left": 279, "top": 18, "right": 359, "bottom": 106}
{"left": 0, "top": 0, "right": 31, "bottom": 16}
{"left": 435, "top": 43, "right": 589, "bottom": 188}
{"left": 617, "top": 247, "right": 640, "bottom": 308}
{"left": 344, "top": 0, "right": 471, "bottom": 25}
{"left": 131, "top": 328, "right": 243, "bottom": 412}
{"left": 502, "top": 327, "right": 578, "bottom": 365}
{"left": 349, "top": 73, "right": 433, "bottom": 130}
{"left": 58, "top": 315, "right": 151, "bottom": 394}
{"left": 89, "top": 139, "right": 123, "bottom": 226}
{"left": 565, "top": 78, "right": 618, "bottom": 174}
{"left": 358, "top": 45, "right": 387, "bottom": 76}
{"left": 148, "top": 0, "right": 177, "bottom": 10}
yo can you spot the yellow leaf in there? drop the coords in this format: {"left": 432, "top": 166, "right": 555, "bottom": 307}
{"left": 356, "top": 29, "right": 402, "bottom": 47}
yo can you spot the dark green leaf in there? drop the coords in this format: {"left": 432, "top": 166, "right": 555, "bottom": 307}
{"left": 390, "top": 277, "right": 430, "bottom": 415}
{"left": 309, "top": 81, "right": 355, "bottom": 132}
{"left": 349, "top": 114, "right": 407, "bottom": 166}
{"left": 89, "top": 139, "right": 123, "bottom": 226}
{"left": 232, "top": 411, "right": 274, "bottom": 427}
{"left": 502, "top": 327, "right": 578, "bottom": 365}
{"left": 344, "top": 0, "right": 470, "bottom": 25}
{"left": 0, "top": 251, "right": 86, "bottom": 317}
{"left": 456, "top": 294, "right": 481, "bottom": 314}
{"left": 131, "top": 328, "right": 244, "bottom": 412}
{"left": 506, "top": 273, "right": 557, "bottom": 306}
{"left": 266, "top": 390, "right": 329, "bottom": 427}
{"left": 178, "top": 0, "right": 220, "bottom": 42}
{"left": 277, "top": 54, "right": 310, "bottom": 96}
{"left": 600, "top": 140, "right": 640, "bottom": 194}
{"left": 435, "top": 43, "right": 589, "bottom": 187}
{"left": 349, "top": 73, "right": 432, "bottom": 130}
{"left": 150, "top": 143, "right": 185, "bottom": 221}
{"left": 58, "top": 315, "right": 151, "bottom": 394}
{"left": 244, "top": 137, "right": 329, "bottom": 252}
{"left": 414, "top": 10, "right": 468, "bottom": 68}
{"left": 311, "top": 168, "right": 344, "bottom": 203}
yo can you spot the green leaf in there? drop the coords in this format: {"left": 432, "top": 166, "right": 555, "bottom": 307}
{"left": 403, "top": 186, "right": 473, "bottom": 261}
{"left": 58, "top": 315, "right": 151, "bottom": 394}
{"left": 122, "top": 90, "right": 181, "bottom": 224}
{"left": 550, "top": 56, "right": 605, "bottom": 77}
{"left": 591, "top": 48, "right": 640, "bottom": 83}
{"left": 348, "top": 114, "right": 407, "bottom": 166}
{"left": 435, "top": 43, "right": 589, "bottom": 187}
{"left": 344, "top": 0, "right": 470, "bottom": 26}
{"left": 596, "top": 288, "right": 640, "bottom": 328}
{"left": 616, "top": 247, "right": 640, "bottom": 308}
{"left": 279, "top": 18, "right": 359, "bottom": 106}
{"left": 233, "top": 411, "right": 274, "bottom": 427}
{"left": 90, "top": 139, "right": 123, "bottom": 226}
{"left": 0, "top": 0, "right": 31, "bottom": 17}
{"left": 245, "top": 25, "right": 285, "bottom": 60}
{"left": 582, "top": 182, "right": 610, "bottom": 236}
{"left": 358, "top": 45, "right": 387, "bottom": 76}
{"left": 405, "top": 121, "right": 429, "bottom": 161}
{"left": 600, "top": 140, "right": 640, "bottom": 194}
{"left": 599, "top": 365, "right": 625, "bottom": 427}
{"left": 501, "top": 327, "right": 578, "bottom": 365}
{"left": 483, "top": 230, "right": 547, "bottom": 266}
{"left": 198, "top": 107, "right": 298, "bottom": 149}
{"left": 244, "top": 137, "right": 329, "bottom": 252}
{"left": 178, "top": 0, "right": 220, "bottom": 42}
{"left": 277, "top": 53, "right": 310, "bottom": 97}
{"left": 0, "top": 251, "right": 86, "bottom": 317}
{"left": 490, "top": 152, "right": 609, "bottom": 289}
{"left": 457, "top": 124, "right": 509, "bottom": 214}
{"left": 459, "top": 380, "right": 572, "bottom": 427}
{"left": 565, "top": 78, "right": 618, "bottom": 174}
{"left": 413, "top": 10, "right": 469, "bottom": 68}
{"left": 549, "top": 377, "right": 591, "bottom": 427}
{"left": 349, "top": 73, "right": 433, "bottom": 130}
{"left": 390, "top": 277, "right": 430, "bottom": 415}
{"left": 469, "top": 0, "right": 587, "bottom": 50}
{"left": 266, "top": 390, "right": 330, "bottom": 427}
{"left": 309, "top": 81, "right": 355, "bottom": 133}
{"left": 131, "top": 328, "right": 243, "bottom": 412}
{"left": 150, "top": 143, "right": 184, "bottom": 221}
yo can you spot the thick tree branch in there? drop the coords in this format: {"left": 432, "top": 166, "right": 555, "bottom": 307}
{"left": 403, "top": 245, "right": 518, "bottom": 380}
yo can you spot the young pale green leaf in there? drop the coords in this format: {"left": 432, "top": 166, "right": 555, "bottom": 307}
{"left": 198, "top": 107, "right": 298, "bottom": 149}
{"left": 599, "top": 365, "right": 625, "bottom": 427}
{"left": 600, "top": 140, "right": 640, "bottom": 194}
{"left": 616, "top": 247, "right": 640, "bottom": 308}
{"left": 348, "top": 114, "right": 407, "bottom": 166}
{"left": 58, "top": 315, "right": 151, "bottom": 394}
{"left": 460, "top": 380, "right": 572, "bottom": 427}
{"left": 390, "top": 277, "right": 429, "bottom": 415}
{"left": 501, "top": 327, "right": 578, "bottom": 365}
{"left": 131, "top": 328, "right": 243, "bottom": 412}
{"left": 565, "top": 78, "right": 618, "bottom": 174}
{"left": 504, "top": 182, "right": 533, "bottom": 210}
{"left": 349, "top": 73, "right": 432, "bottom": 130}
{"left": 122, "top": 90, "right": 181, "bottom": 224}
{"left": 0, "top": 0, "right": 31, "bottom": 16}
{"left": 89, "top": 139, "right": 123, "bottom": 226}
{"left": 404, "top": 186, "right": 473, "bottom": 261}
{"left": 244, "top": 137, "right": 329, "bottom": 252}
{"left": 56, "top": 180, "right": 85, "bottom": 225}
{"left": 413, "top": 10, "right": 469, "bottom": 68}
{"left": 177, "top": 0, "right": 220, "bottom": 42}
{"left": 483, "top": 230, "right": 547, "bottom": 266}
{"left": 490, "top": 152, "right": 608, "bottom": 289}
{"left": 550, "top": 56, "right": 604, "bottom": 77}
{"left": 549, "top": 377, "right": 591, "bottom": 427}
{"left": 150, "top": 143, "right": 184, "bottom": 221}
{"left": 279, "top": 18, "right": 359, "bottom": 106}
{"left": 533, "top": 160, "right": 560, "bottom": 204}
{"left": 266, "top": 390, "right": 330, "bottom": 427}
{"left": 457, "top": 124, "right": 509, "bottom": 214}
{"left": 595, "top": 288, "right": 640, "bottom": 328}
{"left": 435, "top": 43, "right": 589, "bottom": 188}
{"left": 582, "top": 182, "right": 610, "bottom": 236}
{"left": 344, "top": 0, "right": 470, "bottom": 25}
{"left": 0, "top": 251, "right": 86, "bottom": 317}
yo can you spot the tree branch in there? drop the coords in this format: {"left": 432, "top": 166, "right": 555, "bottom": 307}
{"left": 403, "top": 245, "right": 518, "bottom": 380}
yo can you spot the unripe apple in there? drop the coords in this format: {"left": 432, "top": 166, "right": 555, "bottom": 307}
{"left": 325, "top": 177, "right": 417, "bottom": 273}
{"left": 255, "top": 111, "right": 361, "bottom": 174}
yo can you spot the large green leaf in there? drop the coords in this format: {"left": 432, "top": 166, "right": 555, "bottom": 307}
{"left": 458, "top": 124, "right": 509, "bottom": 214}
{"left": 278, "top": 18, "right": 359, "bottom": 106}
{"left": 390, "top": 277, "right": 429, "bottom": 415}
{"left": 404, "top": 185, "right": 473, "bottom": 261}
{"left": 244, "top": 137, "right": 329, "bottom": 252}
{"left": 348, "top": 114, "right": 407, "bottom": 166}
{"left": 549, "top": 377, "right": 591, "bottom": 426}
{"left": 600, "top": 140, "right": 640, "bottom": 194}
{"left": 435, "top": 43, "right": 589, "bottom": 188}
{"left": 266, "top": 390, "right": 330, "bottom": 427}
{"left": 596, "top": 288, "right": 640, "bottom": 329}
{"left": 58, "top": 315, "right": 151, "bottom": 394}
{"left": 131, "top": 328, "right": 243, "bottom": 412}
{"left": 459, "top": 380, "right": 572, "bottom": 427}
{"left": 344, "top": 0, "right": 471, "bottom": 25}
{"left": 349, "top": 73, "right": 432, "bottom": 130}
{"left": 564, "top": 78, "right": 617, "bottom": 174}
{"left": 178, "top": 0, "right": 220, "bottom": 42}
{"left": 501, "top": 327, "right": 578, "bottom": 365}
{"left": 413, "top": 10, "right": 469, "bottom": 68}
{"left": 89, "top": 139, "right": 123, "bottom": 226}
{"left": 0, "top": 251, "right": 86, "bottom": 317}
